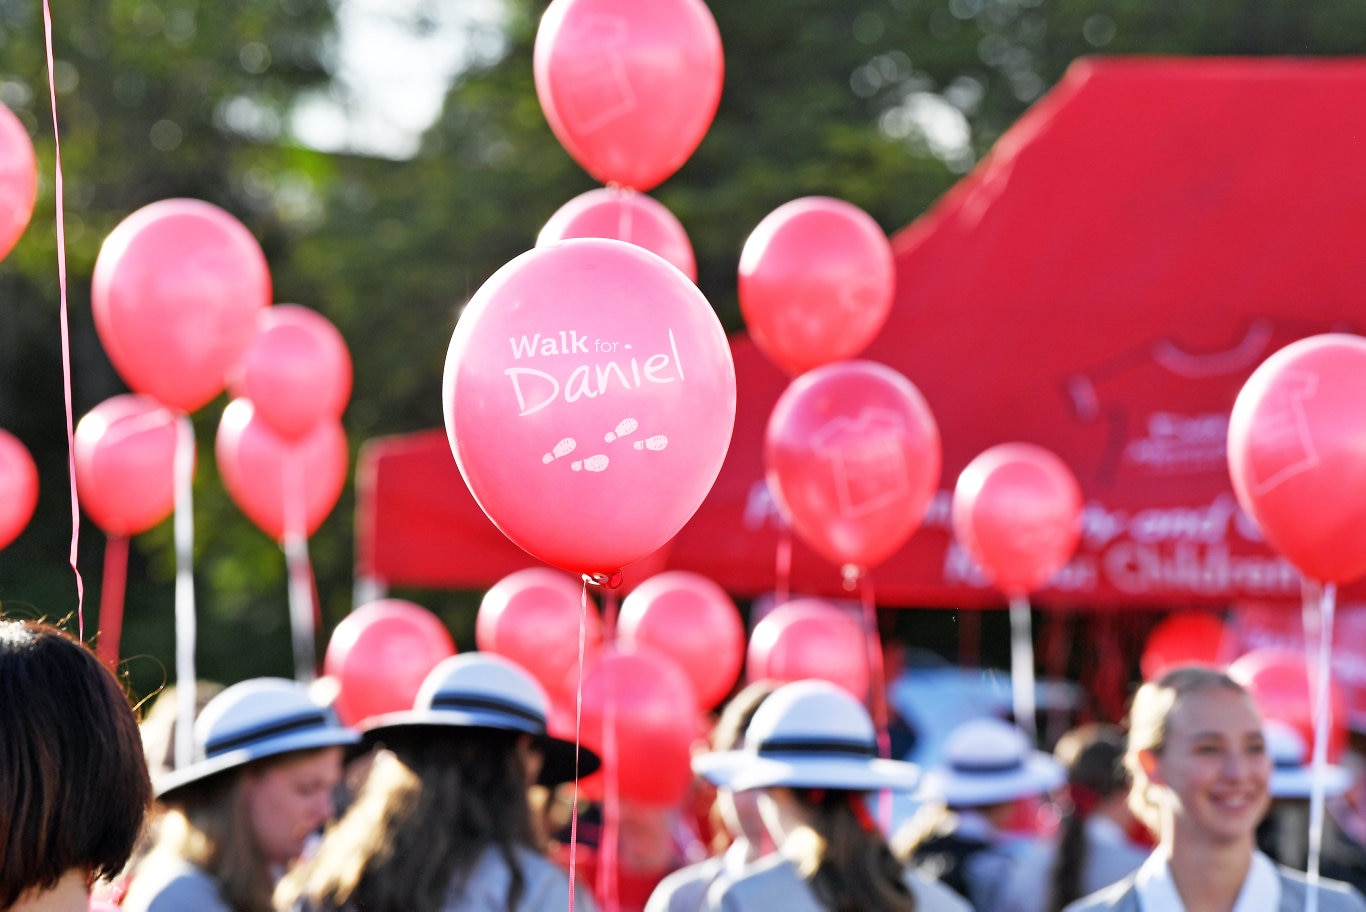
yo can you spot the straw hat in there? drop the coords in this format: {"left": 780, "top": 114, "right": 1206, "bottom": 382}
{"left": 692, "top": 679, "right": 921, "bottom": 793}
{"left": 361, "top": 652, "right": 599, "bottom": 786}
{"left": 918, "top": 716, "right": 1065, "bottom": 807}
{"left": 155, "top": 677, "right": 360, "bottom": 798}
{"left": 1266, "top": 718, "right": 1351, "bottom": 799}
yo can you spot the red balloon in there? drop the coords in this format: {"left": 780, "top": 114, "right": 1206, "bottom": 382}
{"left": 739, "top": 197, "right": 895, "bottom": 376}
{"left": 618, "top": 570, "right": 743, "bottom": 709}
{"left": 764, "top": 360, "right": 940, "bottom": 570}
{"left": 538, "top": 188, "right": 697, "bottom": 282}
{"left": 230, "top": 305, "right": 352, "bottom": 441}
{"left": 747, "top": 599, "right": 870, "bottom": 700}
{"left": 443, "top": 239, "right": 735, "bottom": 577}
{"left": 476, "top": 567, "right": 604, "bottom": 699}
{"left": 578, "top": 647, "right": 699, "bottom": 806}
{"left": 324, "top": 599, "right": 457, "bottom": 726}
{"left": 74, "top": 395, "right": 181, "bottom": 537}
{"left": 215, "top": 398, "right": 347, "bottom": 540}
{"left": 951, "top": 443, "right": 1083, "bottom": 597}
{"left": 91, "top": 199, "right": 271, "bottom": 413}
{"left": 0, "top": 429, "right": 37, "bottom": 550}
{"left": 0, "top": 102, "right": 37, "bottom": 261}
{"left": 1140, "top": 612, "right": 1232, "bottom": 682}
{"left": 1229, "top": 647, "right": 1347, "bottom": 763}
{"left": 1228, "top": 334, "right": 1366, "bottom": 584}
{"left": 533, "top": 0, "right": 723, "bottom": 191}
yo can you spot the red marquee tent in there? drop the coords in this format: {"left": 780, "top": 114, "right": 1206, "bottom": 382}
{"left": 356, "top": 56, "right": 1366, "bottom": 614}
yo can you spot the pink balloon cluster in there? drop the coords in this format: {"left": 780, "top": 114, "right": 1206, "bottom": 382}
{"left": 84, "top": 199, "right": 353, "bottom": 543}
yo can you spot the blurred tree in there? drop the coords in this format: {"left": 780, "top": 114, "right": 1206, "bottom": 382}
{"left": 1, "top": 0, "right": 1364, "bottom": 701}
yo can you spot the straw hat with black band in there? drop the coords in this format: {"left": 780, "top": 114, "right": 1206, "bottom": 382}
{"left": 360, "top": 652, "right": 600, "bottom": 787}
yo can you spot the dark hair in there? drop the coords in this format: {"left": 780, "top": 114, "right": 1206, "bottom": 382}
{"left": 0, "top": 619, "right": 151, "bottom": 906}
{"left": 1047, "top": 724, "right": 1128, "bottom": 912}
{"left": 280, "top": 728, "right": 536, "bottom": 911}
{"left": 790, "top": 788, "right": 917, "bottom": 912}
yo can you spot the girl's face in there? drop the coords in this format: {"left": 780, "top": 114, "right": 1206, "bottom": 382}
{"left": 242, "top": 747, "right": 344, "bottom": 864}
{"left": 1142, "top": 687, "right": 1270, "bottom": 847}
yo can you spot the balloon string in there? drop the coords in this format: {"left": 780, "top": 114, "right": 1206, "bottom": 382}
{"left": 172, "top": 415, "right": 197, "bottom": 771}
{"left": 283, "top": 448, "right": 316, "bottom": 683}
{"left": 42, "top": 0, "right": 84, "bottom": 637}
{"left": 853, "top": 566, "right": 892, "bottom": 833}
{"left": 95, "top": 534, "right": 128, "bottom": 669}
{"left": 1303, "top": 580, "right": 1336, "bottom": 912}
{"left": 610, "top": 183, "right": 635, "bottom": 243}
{"left": 599, "top": 640, "right": 620, "bottom": 912}
{"left": 775, "top": 525, "right": 792, "bottom": 606}
{"left": 566, "top": 582, "right": 589, "bottom": 912}
{"left": 1008, "top": 594, "right": 1037, "bottom": 743}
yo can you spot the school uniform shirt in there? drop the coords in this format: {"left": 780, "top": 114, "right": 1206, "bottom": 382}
{"left": 1063, "top": 849, "right": 1366, "bottom": 912}
{"left": 995, "top": 815, "right": 1151, "bottom": 912}
{"left": 292, "top": 845, "right": 600, "bottom": 912}
{"left": 645, "top": 842, "right": 752, "bottom": 912}
{"left": 121, "top": 855, "right": 233, "bottom": 912}
{"left": 703, "top": 854, "right": 973, "bottom": 912}
{"left": 909, "top": 809, "right": 1040, "bottom": 911}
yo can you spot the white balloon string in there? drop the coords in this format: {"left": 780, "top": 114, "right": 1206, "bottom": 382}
{"left": 173, "top": 415, "right": 197, "bottom": 771}
{"left": 1304, "top": 580, "right": 1336, "bottom": 912}
{"left": 283, "top": 448, "right": 316, "bottom": 683}
{"left": 854, "top": 567, "right": 893, "bottom": 832}
{"left": 43, "top": 0, "right": 84, "bottom": 637}
{"left": 566, "top": 579, "right": 588, "bottom": 912}
{"left": 612, "top": 184, "right": 635, "bottom": 243}
{"left": 1009, "top": 593, "right": 1037, "bottom": 743}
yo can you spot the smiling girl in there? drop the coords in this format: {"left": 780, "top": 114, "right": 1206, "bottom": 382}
{"left": 1065, "top": 666, "right": 1366, "bottom": 912}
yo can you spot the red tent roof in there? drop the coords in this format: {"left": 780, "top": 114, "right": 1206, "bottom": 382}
{"left": 358, "top": 56, "right": 1366, "bottom": 609}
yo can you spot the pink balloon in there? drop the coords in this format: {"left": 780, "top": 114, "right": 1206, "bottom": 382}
{"left": 747, "top": 599, "right": 870, "bottom": 700}
{"left": 1228, "top": 334, "right": 1366, "bottom": 584}
{"left": 764, "top": 360, "right": 941, "bottom": 570}
{"left": 230, "top": 305, "right": 352, "bottom": 441}
{"left": 739, "top": 197, "right": 895, "bottom": 376}
{"left": 476, "top": 567, "right": 604, "bottom": 699}
{"left": 0, "top": 102, "right": 37, "bottom": 262}
{"left": 578, "top": 647, "right": 699, "bottom": 806}
{"left": 324, "top": 599, "right": 457, "bottom": 726}
{"left": 92, "top": 199, "right": 271, "bottom": 413}
{"left": 443, "top": 238, "right": 735, "bottom": 577}
{"left": 1140, "top": 612, "right": 1232, "bottom": 682}
{"left": 951, "top": 443, "right": 1083, "bottom": 597}
{"left": 0, "top": 429, "right": 37, "bottom": 550}
{"left": 215, "top": 398, "right": 347, "bottom": 541}
{"left": 533, "top": 0, "right": 723, "bottom": 191}
{"left": 538, "top": 188, "right": 697, "bottom": 281}
{"left": 74, "top": 394, "right": 181, "bottom": 537}
{"left": 1229, "top": 648, "right": 1348, "bottom": 764}
{"left": 618, "top": 570, "right": 743, "bottom": 709}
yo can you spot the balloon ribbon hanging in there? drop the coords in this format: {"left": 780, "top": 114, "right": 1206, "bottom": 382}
{"left": 1008, "top": 593, "right": 1037, "bottom": 744}
{"left": 1302, "top": 580, "right": 1336, "bottom": 912}
{"left": 95, "top": 535, "right": 129, "bottom": 669}
{"left": 173, "top": 415, "right": 197, "bottom": 770}
{"left": 283, "top": 448, "right": 316, "bottom": 683}
{"left": 848, "top": 564, "right": 892, "bottom": 832}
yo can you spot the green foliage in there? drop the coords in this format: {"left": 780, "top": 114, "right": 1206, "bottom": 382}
{"left": 1, "top": 0, "right": 1364, "bottom": 700}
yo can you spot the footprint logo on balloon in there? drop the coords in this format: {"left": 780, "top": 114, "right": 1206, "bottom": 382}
{"left": 542, "top": 417, "right": 668, "bottom": 473}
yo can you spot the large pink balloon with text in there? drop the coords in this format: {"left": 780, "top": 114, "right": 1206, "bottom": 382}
{"left": 92, "top": 199, "right": 271, "bottom": 413}
{"left": 0, "top": 102, "right": 37, "bottom": 262}
{"left": 1227, "top": 334, "right": 1366, "bottom": 584}
{"left": 739, "top": 197, "right": 895, "bottom": 376}
{"left": 765, "top": 360, "right": 941, "bottom": 570}
{"left": 952, "top": 443, "right": 1083, "bottom": 597}
{"left": 444, "top": 238, "right": 735, "bottom": 577}
{"left": 534, "top": 0, "right": 723, "bottom": 192}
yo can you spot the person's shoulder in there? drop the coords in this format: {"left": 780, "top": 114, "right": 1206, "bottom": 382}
{"left": 904, "top": 867, "right": 975, "bottom": 912}
{"left": 121, "top": 857, "right": 232, "bottom": 912}
{"left": 704, "top": 856, "right": 820, "bottom": 912}
{"left": 1060, "top": 873, "right": 1140, "bottom": 912}
{"left": 503, "top": 846, "right": 598, "bottom": 912}
{"left": 644, "top": 856, "right": 724, "bottom": 912}
{"left": 1275, "top": 865, "right": 1366, "bottom": 911}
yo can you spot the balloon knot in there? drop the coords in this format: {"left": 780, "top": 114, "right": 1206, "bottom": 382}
{"left": 583, "top": 570, "right": 623, "bottom": 590}
{"left": 841, "top": 564, "right": 862, "bottom": 591}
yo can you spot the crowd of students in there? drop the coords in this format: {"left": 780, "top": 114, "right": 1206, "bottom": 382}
{"left": 4, "top": 616, "right": 1366, "bottom": 912}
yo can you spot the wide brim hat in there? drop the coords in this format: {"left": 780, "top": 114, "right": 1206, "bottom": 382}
{"left": 156, "top": 677, "right": 360, "bottom": 799}
{"left": 918, "top": 716, "right": 1065, "bottom": 808}
{"left": 1266, "top": 718, "right": 1352, "bottom": 799}
{"left": 361, "top": 652, "right": 600, "bottom": 787}
{"left": 692, "top": 679, "right": 921, "bottom": 793}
